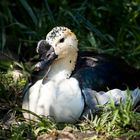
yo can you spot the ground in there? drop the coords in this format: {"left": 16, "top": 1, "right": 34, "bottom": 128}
{"left": 0, "top": 73, "right": 140, "bottom": 140}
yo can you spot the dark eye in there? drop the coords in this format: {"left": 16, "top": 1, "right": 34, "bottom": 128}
{"left": 59, "top": 38, "right": 64, "bottom": 43}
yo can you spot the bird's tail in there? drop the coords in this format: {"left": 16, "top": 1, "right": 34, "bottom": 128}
{"left": 82, "top": 88, "right": 140, "bottom": 109}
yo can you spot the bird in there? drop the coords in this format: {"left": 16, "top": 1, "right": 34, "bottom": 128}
{"left": 22, "top": 26, "right": 140, "bottom": 123}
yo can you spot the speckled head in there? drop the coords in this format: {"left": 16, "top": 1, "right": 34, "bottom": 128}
{"left": 44, "top": 26, "right": 79, "bottom": 80}
{"left": 46, "top": 26, "right": 78, "bottom": 51}
{"left": 46, "top": 27, "right": 67, "bottom": 42}
{"left": 35, "top": 27, "right": 78, "bottom": 71}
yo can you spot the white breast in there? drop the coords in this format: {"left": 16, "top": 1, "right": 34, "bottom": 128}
{"left": 22, "top": 78, "right": 84, "bottom": 123}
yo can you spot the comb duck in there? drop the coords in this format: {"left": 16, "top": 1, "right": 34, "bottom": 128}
{"left": 22, "top": 27, "right": 140, "bottom": 123}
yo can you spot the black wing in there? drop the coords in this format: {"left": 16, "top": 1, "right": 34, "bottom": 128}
{"left": 72, "top": 51, "right": 140, "bottom": 91}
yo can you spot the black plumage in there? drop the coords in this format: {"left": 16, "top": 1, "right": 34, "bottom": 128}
{"left": 73, "top": 52, "right": 140, "bottom": 91}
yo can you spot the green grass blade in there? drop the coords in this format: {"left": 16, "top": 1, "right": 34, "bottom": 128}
{"left": 1, "top": 26, "right": 6, "bottom": 51}
{"left": 75, "top": 13, "right": 115, "bottom": 47}
{"left": 44, "top": 0, "right": 55, "bottom": 25}
{"left": 19, "top": 0, "right": 38, "bottom": 26}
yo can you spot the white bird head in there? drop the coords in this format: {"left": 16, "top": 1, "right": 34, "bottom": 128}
{"left": 36, "top": 27, "right": 78, "bottom": 67}
{"left": 46, "top": 26, "right": 78, "bottom": 58}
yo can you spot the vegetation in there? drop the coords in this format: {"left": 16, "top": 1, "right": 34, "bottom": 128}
{"left": 0, "top": 0, "right": 140, "bottom": 139}
{"left": 1, "top": 74, "right": 140, "bottom": 139}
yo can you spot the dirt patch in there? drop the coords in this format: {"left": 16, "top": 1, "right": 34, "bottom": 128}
{"left": 37, "top": 127, "right": 96, "bottom": 140}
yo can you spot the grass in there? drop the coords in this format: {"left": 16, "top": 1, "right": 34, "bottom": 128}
{"left": 0, "top": 0, "right": 140, "bottom": 139}
{"left": 79, "top": 97, "right": 140, "bottom": 139}
{"left": 0, "top": 0, "right": 140, "bottom": 66}
{"left": 0, "top": 73, "right": 140, "bottom": 139}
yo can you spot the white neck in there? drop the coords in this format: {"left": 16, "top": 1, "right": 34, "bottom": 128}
{"left": 46, "top": 53, "right": 77, "bottom": 81}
